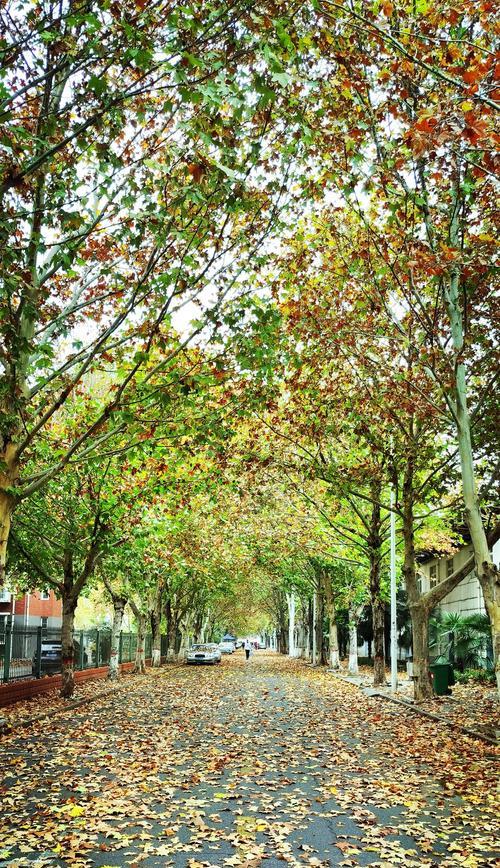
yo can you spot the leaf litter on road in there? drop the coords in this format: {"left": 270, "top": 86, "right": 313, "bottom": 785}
{"left": 0, "top": 654, "right": 498, "bottom": 868}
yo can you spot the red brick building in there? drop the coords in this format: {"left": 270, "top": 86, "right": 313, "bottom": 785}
{"left": 0, "top": 588, "right": 62, "bottom": 632}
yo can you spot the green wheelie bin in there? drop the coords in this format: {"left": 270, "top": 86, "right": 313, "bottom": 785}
{"left": 430, "top": 663, "right": 451, "bottom": 696}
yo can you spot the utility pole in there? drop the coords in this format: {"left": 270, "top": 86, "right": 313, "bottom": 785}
{"left": 286, "top": 592, "right": 296, "bottom": 658}
{"left": 390, "top": 485, "right": 398, "bottom": 693}
{"left": 312, "top": 588, "right": 317, "bottom": 665}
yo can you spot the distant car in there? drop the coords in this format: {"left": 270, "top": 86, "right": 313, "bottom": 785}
{"left": 186, "top": 643, "right": 221, "bottom": 665}
{"left": 257, "top": 641, "right": 266, "bottom": 650}
{"left": 32, "top": 640, "right": 87, "bottom": 676}
{"left": 218, "top": 641, "right": 235, "bottom": 654}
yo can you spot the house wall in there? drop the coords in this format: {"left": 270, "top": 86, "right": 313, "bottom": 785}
{"left": 13, "top": 590, "right": 62, "bottom": 628}
{"left": 418, "top": 544, "right": 486, "bottom": 617}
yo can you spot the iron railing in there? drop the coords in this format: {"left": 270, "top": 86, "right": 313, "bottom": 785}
{"left": 0, "top": 619, "right": 166, "bottom": 683}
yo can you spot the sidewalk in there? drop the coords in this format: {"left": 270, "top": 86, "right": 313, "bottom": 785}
{"left": 330, "top": 665, "right": 499, "bottom": 743}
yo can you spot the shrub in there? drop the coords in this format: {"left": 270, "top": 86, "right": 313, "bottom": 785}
{"left": 453, "top": 668, "right": 495, "bottom": 685}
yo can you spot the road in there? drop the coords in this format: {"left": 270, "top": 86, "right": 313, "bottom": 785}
{"left": 0, "top": 653, "right": 498, "bottom": 867}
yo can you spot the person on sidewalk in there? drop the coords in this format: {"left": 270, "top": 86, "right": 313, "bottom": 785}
{"left": 244, "top": 638, "right": 252, "bottom": 661}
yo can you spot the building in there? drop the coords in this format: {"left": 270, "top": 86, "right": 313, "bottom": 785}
{"left": 417, "top": 538, "right": 500, "bottom": 618}
{"left": 0, "top": 588, "right": 62, "bottom": 633}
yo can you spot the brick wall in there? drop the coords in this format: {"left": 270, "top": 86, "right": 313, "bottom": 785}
{"left": 14, "top": 590, "right": 62, "bottom": 620}
{"left": 0, "top": 660, "right": 150, "bottom": 708}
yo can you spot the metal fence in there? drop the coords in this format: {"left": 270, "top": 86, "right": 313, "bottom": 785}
{"left": 0, "top": 619, "right": 166, "bottom": 684}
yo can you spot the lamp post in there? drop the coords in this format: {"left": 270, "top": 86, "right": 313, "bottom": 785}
{"left": 390, "top": 486, "right": 398, "bottom": 693}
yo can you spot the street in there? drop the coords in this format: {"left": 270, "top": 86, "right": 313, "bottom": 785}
{"left": 0, "top": 653, "right": 497, "bottom": 867}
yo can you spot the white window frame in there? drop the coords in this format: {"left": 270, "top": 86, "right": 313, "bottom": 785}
{"left": 39, "top": 590, "right": 50, "bottom": 600}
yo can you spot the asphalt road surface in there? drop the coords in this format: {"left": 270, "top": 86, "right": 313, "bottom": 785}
{"left": 0, "top": 653, "right": 498, "bottom": 867}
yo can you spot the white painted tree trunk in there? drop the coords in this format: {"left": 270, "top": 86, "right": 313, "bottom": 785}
{"left": 329, "top": 620, "right": 341, "bottom": 670}
{"left": 286, "top": 593, "right": 296, "bottom": 657}
{"left": 348, "top": 617, "right": 359, "bottom": 675}
{"left": 108, "top": 598, "right": 125, "bottom": 680}
{"left": 134, "top": 614, "right": 146, "bottom": 674}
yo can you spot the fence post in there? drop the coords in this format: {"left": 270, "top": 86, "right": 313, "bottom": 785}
{"left": 79, "top": 631, "right": 84, "bottom": 670}
{"left": 3, "top": 617, "right": 13, "bottom": 683}
{"left": 95, "top": 629, "right": 100, "bottom": 667}
{"left": 35, "top": 626, "right": 42, "bottom": 679}
{"left": 118, "top": 631, "right": 123, "bottom": 665}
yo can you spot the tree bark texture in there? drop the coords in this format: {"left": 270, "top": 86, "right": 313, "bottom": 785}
{"left": 348, "top": 606, "right": 361, "bottom": 675}
{"left": 445, "top": 203, "right": 500, "bottom": 693}
{"left": 60, "top": 597, "right": 77, "bottom": 698}
{"left": 0, "top": 442, "right": 18, "bottom": 582}
{"left": 324, "top": 574, "right": 340, "bottom": 669}
{"left": 150, "top": 591, "right": 162, "bottom": 668}
{"left": 108, "top": 596, "right": 126, "bottom": 680}
{"left": 134, "top": 613, "right": 146, "bottom": 674}
{"left": 401, "top": 441, "right": 434, "bottom": 700}
{"left": 369, "top": 478, "right": 385, "bottom": 686}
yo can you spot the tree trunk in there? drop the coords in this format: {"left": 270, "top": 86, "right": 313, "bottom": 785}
{"left": 317, "top": 572, "right": 328, "bottom": 666}
{"left": 60, "top": 597, "right": 77, "bottom": 698}
{"left": 348, "top": 607, "right": 360, "bottom": 675}
{"left": 134, "top": 613, "right": 146, "bottom": 674}
{"left": 369, "top": 478, "right": 385, "bottom": 686}
{"left": 151, "top": 617, "right": 161, "bottom": 667}
{"left": 165, "top": 599, "right": 176, "bottom": 661}
{"left": 401, "top": 440, "right": 434, "bottom": 700}
{"left": 173, "top": 624, "right": 182, "bottom": 659}
{"left": 150, "top": 591, "right": 162, "bottom": 668}
{"left": 324, "top": 573, "right": 340, "bottom": 669}
{"left": 0, "top": 441, "right": 18, "bottom": 583}
{"left": 304, "top": 598, "right": 312, "bottom": 660}
{"left": 108, "top": 597, "right": 126, "bottom": 680}
{"left": 445, "top": 205, "right": 500, "bottom": 693}
{"left": 372, "top": 594, "right": 385, "bottom": 685}
{"left": 312, "top": 586, "right": 319, "bottom": 664}
{"left": 454, "top": 381, "right": 499, "bottom": 692}
{"left": 410, "top": 602, "right": 433, "bottom": 699}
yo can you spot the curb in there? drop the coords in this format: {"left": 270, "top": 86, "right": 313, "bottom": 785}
{"left": 329, "top": 671, "right": 498, "bottom": 747}
{"left": 0, "top": 677, "right": 134, "bottom": 736}
{"left": 0, "top": 663, "right": 184, "bottom": 736}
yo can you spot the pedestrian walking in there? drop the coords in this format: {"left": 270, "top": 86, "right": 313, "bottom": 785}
{"left": 244, "top": 638, "right": 252, "bottom": 660}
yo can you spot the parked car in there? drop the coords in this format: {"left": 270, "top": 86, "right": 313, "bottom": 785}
{"left": 32, "top": 640, "right": 87, "bottom": 676}
{"left": 218, "top": 640, "right": 235, "bottom": 654}
{"left": 186, "top": 643, "right": 222, "bottom": 665}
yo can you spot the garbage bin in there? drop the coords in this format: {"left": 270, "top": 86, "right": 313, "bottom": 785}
{"left": 430, "top": 663, "right": 451, "bottom": 696}
{"left": 447, "top": 664, "right": 455, "bottom": 687}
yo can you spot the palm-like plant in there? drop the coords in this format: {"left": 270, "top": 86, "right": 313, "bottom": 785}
{"left": 430, "top": 612, "right": 492, "bottom": 671}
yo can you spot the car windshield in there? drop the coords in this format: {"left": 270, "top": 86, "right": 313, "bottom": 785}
{"left": 190, "top": 645, "right": 214, "bottom": 652}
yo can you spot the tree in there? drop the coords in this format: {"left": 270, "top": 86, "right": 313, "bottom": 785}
{"left": 308, "top": 0, "right": 499, "bottom": 689}
{"left": 0, "top": 0, "right": 315, "bottom": 578}
{"left": 9, "top": 463, "right": 111, "bottom": 696}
